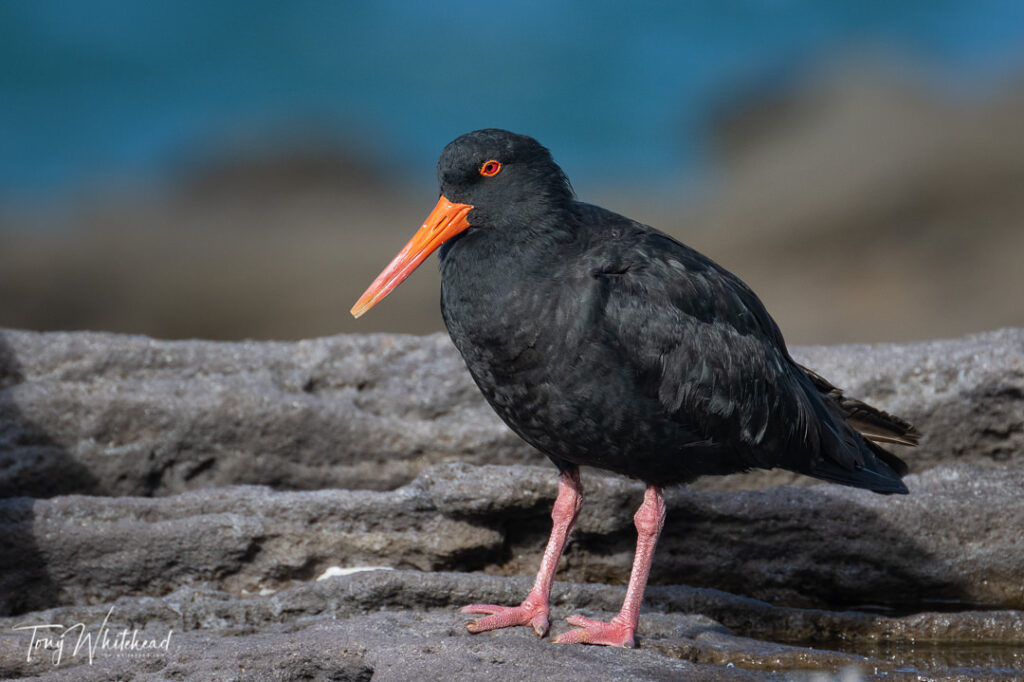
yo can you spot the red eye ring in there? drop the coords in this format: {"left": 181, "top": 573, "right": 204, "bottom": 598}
{"left": 479, "top": 160, "right": 502, "bottom": 177}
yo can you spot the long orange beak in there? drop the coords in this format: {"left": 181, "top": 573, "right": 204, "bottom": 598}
{"left": 350, "top": 195, "right": 473, "bottom": 318}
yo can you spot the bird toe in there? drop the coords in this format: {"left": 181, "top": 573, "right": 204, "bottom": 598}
{"left": 554, "top": 615, "right": 635, "bottom": 647}
{"left": 461, "top": 602, "right": 549, "bottom": 636}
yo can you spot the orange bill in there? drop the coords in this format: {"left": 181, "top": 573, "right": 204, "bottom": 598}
{"left": 350, "top": 195, "right": 473, "bottom": 318}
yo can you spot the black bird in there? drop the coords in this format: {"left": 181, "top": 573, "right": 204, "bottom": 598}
{"left": 351, "top": 129, "right": 918, "bottom": 647}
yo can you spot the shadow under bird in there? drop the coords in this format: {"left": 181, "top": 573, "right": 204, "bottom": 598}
{"left": 351, "top": 129, "right": 919, "bottom": 647}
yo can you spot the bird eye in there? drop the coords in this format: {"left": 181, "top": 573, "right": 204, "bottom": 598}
{"left": 479, "top": 160, "right": 502, "bottom": 177}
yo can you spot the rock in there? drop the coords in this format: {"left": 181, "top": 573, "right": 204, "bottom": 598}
{"left": 1, "top": 328, "right": 1022, "bottom": 679}
{"left": 0, "top": 612, "right": 741, "bottom": 682}
{"left": 3, "top": 571, "right": 1021, "bottom": 681}
{"left": 0, "top": 329, "right": 524, "bottom": 497}
{"left": 2, "top": 460, "right": 1022, "bottom": 616}
{"left": 1, "top": 328, "right": 1022, "bottom": 498}
{"left": 699, "top": 327, "right": 1024, "bottom": 490}
{"left": 4, "top": 69, "right": 1024, "bottom": 346}
{"left": 693, "top": 66, "right": 1024, "bottom": 345}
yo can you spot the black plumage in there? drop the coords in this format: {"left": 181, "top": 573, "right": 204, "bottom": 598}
{"left": 435, "top": 130, "right": 914, "bottom": 492}
{"left": 352, "top": 129, "right": 918, "bottom": 647}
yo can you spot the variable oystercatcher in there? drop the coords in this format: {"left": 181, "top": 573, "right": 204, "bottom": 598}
{"left": 351, "top": 129, "right": 918, "bottom": 647}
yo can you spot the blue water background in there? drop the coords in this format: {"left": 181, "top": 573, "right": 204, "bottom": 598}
{"left": 2, "top": 1, "right": 1024, "bottom": 203}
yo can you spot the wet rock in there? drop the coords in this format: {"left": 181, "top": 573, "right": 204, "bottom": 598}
{"left": 1, "top": 328, "right": 1022, "bottom": 498}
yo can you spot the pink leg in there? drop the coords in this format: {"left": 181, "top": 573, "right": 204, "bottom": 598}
{"left": 554, "top": 484, "right": 665, "bottom": 647}
{"left": 462, "top": 466, "right": 583, "bottom": 637}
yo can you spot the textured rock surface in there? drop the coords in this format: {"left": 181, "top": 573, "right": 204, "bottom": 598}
{"left": 1, "top": 328, "right": 1023, "bottom": 680}
{"left": 2, "top": 571, "right": 1022, "bottom": 681}
{"left": 1, "top": 327, "right": 1022, "bottom": 497}
{"left": 0, "top": 330, "right": 520, "bottom": 497}
{"left": 2, "top": 462, "right": 1023, "bottom": 617}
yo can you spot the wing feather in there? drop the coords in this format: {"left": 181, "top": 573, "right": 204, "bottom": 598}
{"left": 572, "top": 203, "right": 910, "bottom": 492}
{"left": 593, "top": 227, "right": 826, "bottom": 460}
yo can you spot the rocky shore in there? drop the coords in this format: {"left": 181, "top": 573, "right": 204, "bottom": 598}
{"left": 1, "top": 328, "right": 1023, "bottom": 680}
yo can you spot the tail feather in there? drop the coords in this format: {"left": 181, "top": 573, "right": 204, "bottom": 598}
{"left": 806, "top": 449, "right": 909, "bottom": 494}
{"left": 799, "top": 364, "right": 920, "bottom": 446}
{"left": 865, "top": 437, "right": 909, "bottom": 477}
{"left": 843, "top": 400, "right": 920, "bottom": 447}
{"left": 796, "top": 364, "right": 917, "bottom": 495}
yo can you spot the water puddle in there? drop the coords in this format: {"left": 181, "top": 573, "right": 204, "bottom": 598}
{"left": 783, "top": 637, "right": 1024, "bottom": 678}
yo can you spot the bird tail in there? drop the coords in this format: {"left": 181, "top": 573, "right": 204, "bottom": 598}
{"left": 799, "top": 364, "right": 919, "bottom": 446}
{"left": 798, "top": 365, "right": 917, "bottom": 494}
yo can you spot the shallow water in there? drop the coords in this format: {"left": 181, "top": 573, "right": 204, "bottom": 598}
{"left": 786, "top": 636, "right": 1024, "bottom": 678}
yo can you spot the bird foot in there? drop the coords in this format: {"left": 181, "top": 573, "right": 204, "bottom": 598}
{"left": 553, "top": 614, "right": 635, "bottom": 647}
{"left": 461, "top": 601, "right": 550, "bottom": 637}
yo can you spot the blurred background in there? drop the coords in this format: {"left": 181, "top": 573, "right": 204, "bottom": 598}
{"left": 2, "top": 1, "right": 1023, "bottom": 344}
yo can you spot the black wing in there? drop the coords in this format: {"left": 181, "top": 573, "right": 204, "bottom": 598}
{"left": 581, "top": 207, "right": 908, "bottom": 492}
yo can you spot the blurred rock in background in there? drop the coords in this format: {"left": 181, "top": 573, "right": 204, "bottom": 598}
{"left": 2, "top": 4, "right": 1023, "bottom": 344}
{"left": 3, "top": 63, "right": 1023, "bottom": 343}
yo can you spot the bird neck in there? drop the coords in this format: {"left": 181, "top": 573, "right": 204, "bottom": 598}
{"left": 440, "top": 201, "right": 578, "bottom": 270}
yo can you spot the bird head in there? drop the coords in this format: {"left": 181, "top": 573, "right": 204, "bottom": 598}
{"left": 351, "top": 129, "right": 572, "bottom": 318}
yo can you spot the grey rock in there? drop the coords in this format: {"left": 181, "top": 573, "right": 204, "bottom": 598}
{"left": 699, "top": 328, "right": 1024, "bottom": 491}
{"left": 0, "top": 329, "right": 523, "bottom": 498}
{"left": 1, "top": 328, "right": 1022, "bottom": 679}
{"left": 0, "top": 612, "right": 754, "bottom": 682}
{"left": 4, "top": 570, "right": 1022, "bottom": 681}
{"left": 1, "top": 328, "right": 1022, "bottom": 498}
{"left": 793, "top": 330, "right": 1024, "bottom": 468}
{"left": 2, "top": 461, "right": 1022, "bottom": 617}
